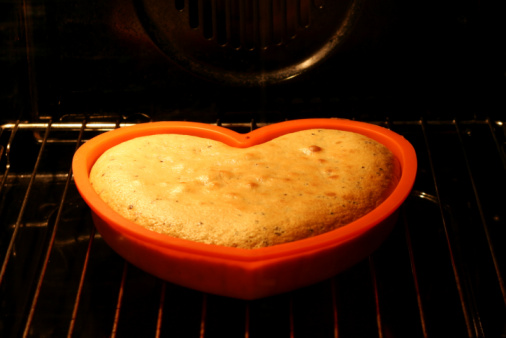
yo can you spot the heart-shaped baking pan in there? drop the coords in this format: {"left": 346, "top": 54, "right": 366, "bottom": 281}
{"left": 72, "top": 119, "right": 417, "bottom": 299}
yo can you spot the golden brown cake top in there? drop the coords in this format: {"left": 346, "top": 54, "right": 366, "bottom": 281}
{"left": 89, "top": 129, "right": 399, "bottom": 249}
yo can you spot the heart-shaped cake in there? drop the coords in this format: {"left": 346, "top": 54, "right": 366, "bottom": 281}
{"left": 89, "top": 128, "right": 399, "bottom": 249}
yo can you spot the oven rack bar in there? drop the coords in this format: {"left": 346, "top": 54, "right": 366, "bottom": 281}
{"left": 1, "top": 118, "right": 502, "bottom": 131}
{"left": 21, "top": 121, "right": 86, "bottom": 337}
{"left": 0, "top": 118, "right": 504, "bottom": 337}
{"left": 420, "top": 119, "right": 479, "bottom": 336}
{"left": 1, "top": 118, "right": 503, "bottom": 146}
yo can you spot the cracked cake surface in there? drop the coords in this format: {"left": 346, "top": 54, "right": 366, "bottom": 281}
{"left": 89, "top": 129, "right": 399, "bottom": 249}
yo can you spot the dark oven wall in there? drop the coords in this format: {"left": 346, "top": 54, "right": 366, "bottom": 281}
{"left": 1, "top": 0, "right": 505, "bottom": 123}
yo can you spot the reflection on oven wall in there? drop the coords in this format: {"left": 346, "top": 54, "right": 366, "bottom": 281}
{"left": 0, "top": 0, "right": 505, "bottom": 123}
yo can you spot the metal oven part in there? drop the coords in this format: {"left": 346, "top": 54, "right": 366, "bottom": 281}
{"left": 0, "top": 118, "right": 504, "bottom": 337}
{"left": 134, "top": 0, "right": 362, "bottom": 85}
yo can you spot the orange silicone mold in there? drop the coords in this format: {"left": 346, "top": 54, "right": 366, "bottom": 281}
{"left": 72, "top": 119, "right": 417, "bottom": 299}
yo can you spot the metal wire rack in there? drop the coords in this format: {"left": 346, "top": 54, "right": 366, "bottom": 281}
{"left": 0, "top": 118, "right": 504, "bottom": 337}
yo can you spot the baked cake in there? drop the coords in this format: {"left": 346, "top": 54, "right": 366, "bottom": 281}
{"left": 89, "top": 129, "right": 399, "bottom": 249}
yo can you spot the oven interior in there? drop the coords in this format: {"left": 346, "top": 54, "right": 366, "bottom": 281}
{"left": 1, "top": 0, "right": 506, "bottom": 337}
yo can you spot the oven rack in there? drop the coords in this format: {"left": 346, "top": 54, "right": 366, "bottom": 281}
{"left": 0, "top": 118, "right": 504, "bottom": 337}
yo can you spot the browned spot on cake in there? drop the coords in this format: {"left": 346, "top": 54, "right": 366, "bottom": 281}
{"left": 325, "top": 192, "right": 337, "bottom": 197}
{"left": 308, "top": 145, "right": 322, "bottom": 152}
{"left": 244, "top": 182, "right": 259, "bottom": 189}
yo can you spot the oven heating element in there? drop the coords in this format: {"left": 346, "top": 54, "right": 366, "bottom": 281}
{"left": 0, "top": 117, "right": 504, "bottom": 337}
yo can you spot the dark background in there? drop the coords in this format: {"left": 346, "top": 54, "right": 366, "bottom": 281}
{"left": 1, "top": 0, "right": 505, "bottom": 123}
